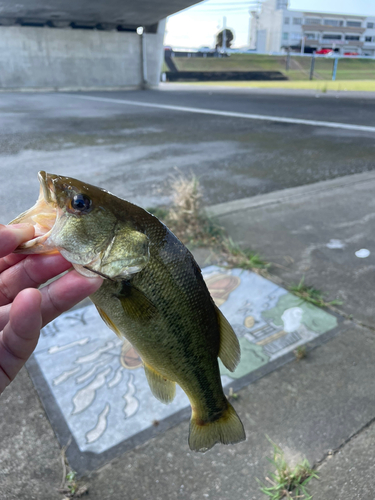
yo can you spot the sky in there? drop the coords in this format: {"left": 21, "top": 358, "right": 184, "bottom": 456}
{"left": 164, "top": 0, "right": 375, "bottom": 49}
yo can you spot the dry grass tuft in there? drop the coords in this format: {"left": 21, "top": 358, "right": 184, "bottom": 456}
{"left": 148, "top": 174, "right": 267, "bottom": 271}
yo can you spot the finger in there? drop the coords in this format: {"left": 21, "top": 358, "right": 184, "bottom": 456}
{"left": 0, "top": 289, "right": 42, "bottom": 394}
{"left": 0, "top": 270, "right": 103, "bottom": 331}
{"left": 0, "top": 303, "right": 11, "bottom": 331}
{"left": 0, "top": 253, "right": 73, "bottom": 307}
{"left": 40, "top": 271, "right": 103, "bottom": 327}
{"left": 0, "top": 254, "right": 27, "bottom": 274}
{"left": 0, "top": 224, "right": 34, "bottom": 260}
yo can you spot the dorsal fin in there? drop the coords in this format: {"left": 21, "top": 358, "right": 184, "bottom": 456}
{"left": 216, "top": 306, "right": 240, "bottom": 372}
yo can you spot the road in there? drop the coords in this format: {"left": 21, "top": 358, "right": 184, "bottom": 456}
{"left": 0, "top": 86, "right": 374, "bottom": 223}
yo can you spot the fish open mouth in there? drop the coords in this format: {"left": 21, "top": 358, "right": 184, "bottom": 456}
{"left": 10, "top": 171, "right": 59, "bottom": 254}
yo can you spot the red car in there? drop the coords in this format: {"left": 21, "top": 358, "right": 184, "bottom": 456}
{"left": 344, "top": 52, "right": 359, "bottom": 56}
{"left": 315, "top": 48, "right": 333, "bottom": 55}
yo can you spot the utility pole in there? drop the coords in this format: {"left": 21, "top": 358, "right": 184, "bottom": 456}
{"left": 300, "top": 36, "right": 305, "bottom": 54}
{"left": 332, "top": 57, "right": 339, "bottom": 81}
{"left": 286, "top": 48, "right": 290, "bottom": 70}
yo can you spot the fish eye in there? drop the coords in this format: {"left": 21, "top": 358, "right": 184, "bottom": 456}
{"left": 71, "top": 194, "right": 92, "bottom": 213}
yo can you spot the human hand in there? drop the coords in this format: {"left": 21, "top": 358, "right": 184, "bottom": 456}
{"left": 0, "top": 224, "right": 103, "bottom": 394}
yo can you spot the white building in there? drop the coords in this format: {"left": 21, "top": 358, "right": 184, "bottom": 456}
{"left": 250, "top": 0, "right": 375, "bottom": 56}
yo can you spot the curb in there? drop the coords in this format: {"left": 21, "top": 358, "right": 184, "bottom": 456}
{"left": 206, "top": 170, "right": 375, "bottom": 217}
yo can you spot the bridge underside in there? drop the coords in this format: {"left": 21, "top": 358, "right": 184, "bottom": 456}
{"left": 0, "top": 0, "right": 199, "bottom": 30}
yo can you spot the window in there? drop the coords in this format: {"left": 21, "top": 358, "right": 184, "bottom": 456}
{"left": 293, "top": 17, "right": 302, "bottom": 25}
{"left": 306, "top": 33, "right": 315, "bottom": 39}
{"left": 324, "top": 19, "right": 343, "bottom": 27}
{"left": 276, "top": 0, "right": 288, "bottom": 9}
{"left": 290, "top": 32, "right": 301, "bottom": 40}
{"left": 282, "top": 32, "right": 289, "bottom": 40}
{"left": 305, "top": 18, "right": 320, "bottom": 25}
{"left": 284, "top": 17, "right": 290, "bottom": 25}
{"left": 347, "top": 21, "right": 361, "bottom": 27}
{"left": 365, "top": 36, "right": 372, "bottom": 42}
{"left": 367, "top": 22, "right": 374, "bottom": 29}
{"left": 345, "top": 35, "right": 360, "bottom": 40}
{"left": 322, "top": 34, "right": 342, "bottom": 40}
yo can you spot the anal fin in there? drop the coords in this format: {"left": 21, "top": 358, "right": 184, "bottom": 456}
{"left": 144, "top": 362, "right": 176, "bottom": 404}
{"left": 216, "top": 305, "right": 240, "bottom": 372}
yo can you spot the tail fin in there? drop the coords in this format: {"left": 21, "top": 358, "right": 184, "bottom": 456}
{"left": 188, "top": 402, "right": 246, "bottom": 452}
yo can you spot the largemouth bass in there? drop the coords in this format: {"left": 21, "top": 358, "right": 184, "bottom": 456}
{"left": 10, "top": 171, "right": 246, "bottom": 452}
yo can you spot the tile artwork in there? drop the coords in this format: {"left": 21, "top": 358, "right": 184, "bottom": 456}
{"left": 30, "top": 266, "right": 337, "bottom": 456}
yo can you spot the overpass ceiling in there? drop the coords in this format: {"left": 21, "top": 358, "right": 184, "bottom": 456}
{"left": 0, "top": 0, "right": 202, "bottom": 27}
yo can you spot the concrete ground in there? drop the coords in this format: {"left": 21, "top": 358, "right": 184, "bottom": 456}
{"left": 1, "top": 87, "right": 375, "bottom": 499}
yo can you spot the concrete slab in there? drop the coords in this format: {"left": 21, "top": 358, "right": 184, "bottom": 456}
{"left": 208, "top": 170, "right": 375, "bottom": 328}
{"left": 309, "top": 419, "right": 375, "bottom": 500}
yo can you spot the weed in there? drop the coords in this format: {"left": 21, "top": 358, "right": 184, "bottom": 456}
{"left": 222, "top": 237, "right": 270, "bottom": 270}
{"left": 290, "top": 276, "right": 342, "bottom": 308}
{"left": 294, "top": 345, "right": 307, "bottom": 361}
{"left": 66, "top": 471, "right": 78, "bottom": 495}
{"left": 227, "top": 387, "right": 239, "bottom": 400}
{"left": 59, "top": 442, "right": 88, "bottom": 498}
{"left": 258, "top": 438, "right": 318, "bottom": 499}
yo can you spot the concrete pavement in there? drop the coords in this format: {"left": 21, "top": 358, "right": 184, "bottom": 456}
{"left": 2, "top": 170, "right": 375, "bottom": 498}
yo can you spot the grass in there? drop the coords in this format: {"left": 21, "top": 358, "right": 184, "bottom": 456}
{"left": 294, "top": 345, "right": 307, "bottom": 361}
{"left": 289, "top": 277, "right": 342, "bottom": 308}
{"left": 259, "top": 438, "right": 318, "bottom": 500}
{"left": 171, "top": 79, "right": 375, "bottom": 92}
{"left": 164, "top": 53, "right": 375, "bottom": 83}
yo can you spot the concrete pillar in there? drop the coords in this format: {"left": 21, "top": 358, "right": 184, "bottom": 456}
{"left": 0, "top": 23, "right": 165, "bottom": 90}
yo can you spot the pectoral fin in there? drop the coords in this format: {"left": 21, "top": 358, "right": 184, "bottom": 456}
{"left": 143, "top": 362, "right": 176, "bottom": 404}
{"left": 216, "top": 306, "right": 240, "bottom": 372}
{"left": 118, "top": 282, "right": 158, "bottom": 323}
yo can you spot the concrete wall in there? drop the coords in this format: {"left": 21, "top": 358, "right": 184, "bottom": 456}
{"left": 0, "top": 25, "right": 164, "bottom": 90}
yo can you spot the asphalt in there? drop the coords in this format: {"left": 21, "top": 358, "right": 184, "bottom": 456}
{"left": 1, "top": 87, "right": 375, "bottom": 499}
{"left": 2, "top": 169, "right": 375, "bottom": 499}
{"left": 1, "top": 88, "right": 375, "bottom": 225}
